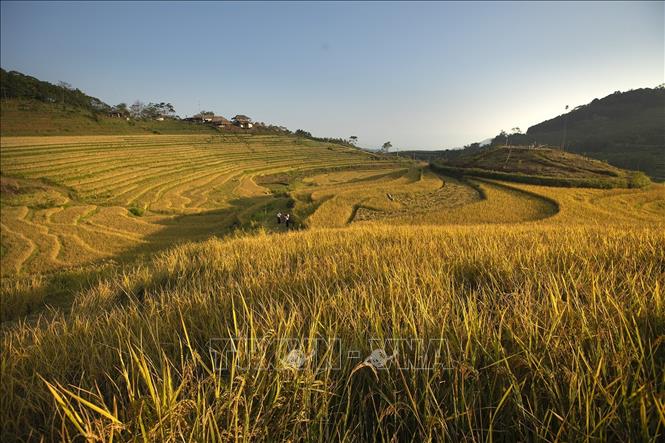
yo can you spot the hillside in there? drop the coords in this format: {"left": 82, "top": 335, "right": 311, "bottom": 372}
{"left": 0, "top": 68, "right": 109, "bottom": 113}
{"left": 411, "top": 86, "right": 665, "bottom": 181}
{"left": 445, "top": 146, "right": 625, "bottom": 177}
{"left": 432, "top": 146, "right": 650, "bottom": 188}
{"left": 0, "top": 68, "right": 218, "bottom": 136}
{"left": 525, "top": 87, "right": 665, "bottom": 180}
{"left": 0, "top": 99, "right": 219, "bottom": 136}
{"left": 3, "top": 134, "right": 664, "bottom": 322}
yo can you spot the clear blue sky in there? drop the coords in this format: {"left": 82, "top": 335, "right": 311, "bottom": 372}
{"left": 1, "top": 1, "right": 663, "bottom": 149}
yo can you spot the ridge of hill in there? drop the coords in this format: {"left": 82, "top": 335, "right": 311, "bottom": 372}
{"left": 0, "top": 98, "right": 219, "bottom": 136}
{"left": 0, "top": 68, "right": 110, "bottom": 112}
{"left": 404, "top": 86, "right": 665, "bottom": 181}
{"left": 431, "top": 146, "right": 650, "bottom": 188}
{"left": 0, "top": 69, "right": 357, "bottom": 145}
{"left": 0, "top": 68, "right": 219, "bottom": 135}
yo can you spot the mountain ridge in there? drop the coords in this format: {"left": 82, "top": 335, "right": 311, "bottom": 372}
{"left": 404, "top": 86, "right": 665, "bottom": 181}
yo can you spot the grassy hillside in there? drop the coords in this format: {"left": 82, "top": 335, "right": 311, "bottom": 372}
{"left": 0, "top": 99, "right": 218, "bottom": 136}
{"left": 432, "top": 146, "right": 650, "bottom": 188}
{"left": 3, "top": 135, "right": 664, "bottom": 319}
{"left": 445, "top": 146, "right": 624, "bottom": 177}
{"left": 0, "top": 68, "right": 109, "bottom": 113}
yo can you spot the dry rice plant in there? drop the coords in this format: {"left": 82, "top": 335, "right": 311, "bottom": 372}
{"left": 1, "top": 224, "right": 663, "bottom": 441}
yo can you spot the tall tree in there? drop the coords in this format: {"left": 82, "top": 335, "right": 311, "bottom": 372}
{"left": 129, "top": 101, "right": 145, "bottom": 119}
{"left": 57, "top": 81, "right": 72, "bottom": 107}
{"left": 381, "top": 141, "right": 392, "bottom": 153}
{"left": 507, "top": 127, "right": 521, "bottom": 147}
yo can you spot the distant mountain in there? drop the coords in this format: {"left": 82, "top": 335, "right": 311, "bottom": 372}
{"left": 410, "top": 86, "right": 665, "bottom": 181}
{"left": 524, "top": 86, "right": 664, "bottom": 180}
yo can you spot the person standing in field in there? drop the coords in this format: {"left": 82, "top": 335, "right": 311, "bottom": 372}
{"left": 285, "top": 213, "right": 291, "bottom": 228}
{"left": 277, "top": 212, "right": 282, "bottom": 224}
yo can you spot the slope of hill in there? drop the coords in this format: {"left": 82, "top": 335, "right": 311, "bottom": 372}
{"left": 446, "top": 146, "right": 624, "bottom": 177}
{"left": 432, "top": 146, "right": 650, "bottom": 188}
{"left": 525, "top": 87, "right": 665, "bottom": 180}
{"left": 0, "top": 99, "right": 221, "bottom": 136}
{"left": 0, "top": 68, "right": 218, "bottom": 136}
{"left": 0, "top": 68, "right": 109, "bottom": 112}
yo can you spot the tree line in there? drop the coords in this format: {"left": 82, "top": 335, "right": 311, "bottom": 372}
{"left": 0, "top": 68, "right": 181, "bottom": 121}
{"left": 0, "top": 68, "right": 108, "bottom": 113}
{"left": 111, "top": 101, "right": 176, "bottom": 119}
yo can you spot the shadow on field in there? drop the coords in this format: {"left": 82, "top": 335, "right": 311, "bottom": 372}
{"left": 1, "top": 194, "right": 297, "bottom": 325}
{"left": 122, "top": 194, "right": 297, "bottom": 261}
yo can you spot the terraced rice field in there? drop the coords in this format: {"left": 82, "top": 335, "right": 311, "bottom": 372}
{"left": 299, "top": 167, "right": 665, "bottom": 228}
{"left": 0, "top": 134, "right": 396, "bottom": 276}
{"left": 2, "top": 133, "right": 664, "bottom": 326}
{"left": 2, "top": 134, "right": 665, "bottom": 280}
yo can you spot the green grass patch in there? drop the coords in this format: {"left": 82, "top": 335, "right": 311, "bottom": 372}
{"left": 128, "top": 207, "right": 144, "bottom": 217}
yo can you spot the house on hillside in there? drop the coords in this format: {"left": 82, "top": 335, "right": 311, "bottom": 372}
{"left": 183, "top": 114, "right": 235, "bottom": 128}
{"left": 210, "top": 116, "right": 233, "bottom": 128}
{"left": 232, "top": 115, "right": 253, "bottom": 128}
{"left": 185, "top": 113, "right": 214, "bottom": 123}
{"left": 108, "top": 108, "right": 125, "bottom": 118}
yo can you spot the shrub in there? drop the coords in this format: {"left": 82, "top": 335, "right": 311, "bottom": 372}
{"left": 128, "top": 207, "right": 144, "bottom": 217}
{"left": 627, "top": 171, "right": 652, "bottom": 188}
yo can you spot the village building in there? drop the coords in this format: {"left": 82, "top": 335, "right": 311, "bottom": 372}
{"left": 210, "top": 116, "right": 234, "bottom": 128}
{"left": 232, "top": 115, "right": 253, "bottom": 128}
{"left": 184, "top": 113, "right": 214, "bottom": 123}
{"left": 108, "top": 108, "right": 125, "bottom": 118}
{"left": 183, "top": 114, "right": 237, "bottom": 129}
{"left": 182, "top": 114, "right": 255, "bottom": 129}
